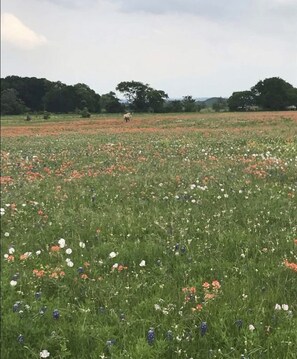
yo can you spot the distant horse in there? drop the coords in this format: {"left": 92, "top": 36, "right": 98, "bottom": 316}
{"left": 123, "top": 113, "right": 132, "bottom": 122}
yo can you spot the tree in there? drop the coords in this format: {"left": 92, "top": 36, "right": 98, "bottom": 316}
{"left": 228, "top": 91, "right": 256, "bottom": 111}
{"left": 116, "top": 81, "right": 168, "bottom": 112}
{"left": 182, "top": 96, "right": 197, "bottom": 112}
{"left": 147, "top": 89, "right": 168, "bottom": 113}
{"left": 1, "top": 88, "right": 28, "bottom": 115}
{"left": 100, "top": 92, "right": 123, "bottom": 113}
{"left": 251, "top": 77, "right": 296, "bottom": 110}
{"left": 164, "top": 100, "right": 183, "bottom": 113}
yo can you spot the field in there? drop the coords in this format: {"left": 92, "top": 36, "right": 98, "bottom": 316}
{"left": 1, "top": 112, "right": 297, "bottom": 358}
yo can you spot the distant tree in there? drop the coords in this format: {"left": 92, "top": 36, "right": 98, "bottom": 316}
{"left": 147, "top": 89, "right": 168, "bottom": 112}
{"left": 1, "top": 88, "right": 28, "bottom": 115}
{"left": 251, "top": 77, "right": 297, "bottom": 110}
{"left": 116, "top": 81, "right": 168, "bottom": 112}
{"left": 164, "top": 99, "right": 184, "bottom": 113}
{"left": 73, "top": 83, "right": 101, "bottom": 112}
{"left": 212, "top": 97, "right": 228, "bottom": 112}
{"left": 182, "top": 96, "right": 197, "bottom": 112}
{"left": 100, "top": 92, "right": 123, "bottom": 113}
{"left": 228, "top": 91, "right": 255, "bottom": 111}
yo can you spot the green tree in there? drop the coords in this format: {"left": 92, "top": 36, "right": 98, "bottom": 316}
{"left": 182, "top": 96, "right": 197, "bottom": 112}
{"left": 147, "top": 89, "right": 168, "bottom": 113}
{"left": 228, "top": 91, "right": 255, "bottom": 111}
{"left": 251, "top": 77, "right": 296, "bottom": 110}
{"left": 100, "top": 92, "right": 123, "bottom": 113}
{"left": 164, "top": 100, "right": 183, "bottom": 113}
{"left": 116, "top": 81, "right": 168, "bottom": 112}
{"left": 1, "top": 88, "right": 28, "bottom": 115}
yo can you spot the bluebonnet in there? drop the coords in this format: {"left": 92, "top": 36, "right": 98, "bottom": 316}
{"left": 53, "top": 309, "right": 60, "bottom": 319}
{"left": 35, "top": 291, "right": 42, "bottom": 300}
{"left": 77, "top": 267, "right": 84, "bottom": 274}
{"left": 200, "top": 321, "right": 207, "bottom": 336}
{"left": 147, "top": 328, "right": 155, "bottom": 345}
{"left": 17, "top": 334, "right": 24, "bottom": 344}
{"left": 13, "top": 301, "right": 21, "bottom": 313}
{"left": 165, "top": 330, "right": 173, "bottom": 341}
{"left": 235, "top": 319, "right": 243, "bottom": 329}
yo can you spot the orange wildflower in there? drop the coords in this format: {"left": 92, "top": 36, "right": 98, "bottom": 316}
{"left": 284, "top": 260, "right": 297, "bottom": 272}
{"left": 7, "top": 255, "right": 15, "bottom": 262}
{"left": 20, "top": 253, "right": 29, "bottom": 260}
{"left": 196, "top": 304, "right": 203, "bottom": 311}
{"left": 50, "top": 245, "right": 60, "bottom": 252}
{"left": 38, "top": 209, "right": 44, "bottom": 216}
{"left": 205, "top": 293, "right": 216, "bottom": 301}
{"left": 33, "top": 269, "right": 45, "bottom": 278}
{"left": 202, "top": 282, "right": 210, "bottom": 289}
{"left": 212, "top": 280, "right": 221, "bottom": 290}
{"left": 80, "top": 274, "right": 88, "bottom": 279}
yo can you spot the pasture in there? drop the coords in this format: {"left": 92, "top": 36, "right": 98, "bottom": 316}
{"left": 1, "top": 112, "right": 297, "bottom": 358}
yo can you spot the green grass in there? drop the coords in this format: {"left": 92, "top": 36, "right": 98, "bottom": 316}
{"left": 1, "top": 114, "right": 297, "bottom": 358}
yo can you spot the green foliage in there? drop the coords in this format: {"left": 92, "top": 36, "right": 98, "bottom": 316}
{"left": 80, "top": 107, "right": 91, "bottom": 118}
{"left": 116, "top": 81, "right": 168, "bottom": 112}
{"left": 100, "top": 92, "right": 123, "bottom": 113}
{"left": 228, "top": 91, "right": 256, "bottom": 111}
{"left": 1, "top": 88, "right": 28, "bottom": 115}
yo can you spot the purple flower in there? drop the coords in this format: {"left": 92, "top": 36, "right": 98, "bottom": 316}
{"left": 200, "top": 321, "right": 207, "bottom": 336}
{"left": 53, "top": 309, "right": 60, "bottom": 319}
{"left": 147, "top": 328, "right": 155, "bottom": 345}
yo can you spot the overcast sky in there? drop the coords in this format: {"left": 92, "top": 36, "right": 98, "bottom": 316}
{"left": 1, "top": 0, "right": 297, "bottom": 98}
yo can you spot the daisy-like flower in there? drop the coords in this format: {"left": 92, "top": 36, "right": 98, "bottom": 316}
{"left": 139, "top": 260, "right": 146, "bottom": 267}
{"left": 79, "top": 241, "right": 86, "bottom": 248}
{"left": 275, "top": 304, "right": 281, "bottom": 310}
{"left": 248, "top": 324, "right": 255, "bottom": 332}
{"left": 109, "top": 251, "right": 118, "bottom": 259}
{"left": 58, "top": 238, "right": 66, "bottom": 248}
{"left": 66, "top": 260, "right": 74, "bottom": 267}
{"left": 40, "top": 349, "right": 50, "bottom": 358}
{"left": 282, "top": 304, "right": 289, "bottom": 311}
{"left": 10, "top": 280, "right": 17, "bottom": 287}
{"left": 65, "top": 248, "right": 72, "bottom": 255}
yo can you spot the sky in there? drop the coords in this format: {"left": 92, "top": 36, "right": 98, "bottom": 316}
{"left": 1, "top": 0, "right": 297, "bottom": 98}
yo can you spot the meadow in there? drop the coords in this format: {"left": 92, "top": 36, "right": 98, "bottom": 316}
{"left": 1, "top": 112, "right": 297, "bottom": 358}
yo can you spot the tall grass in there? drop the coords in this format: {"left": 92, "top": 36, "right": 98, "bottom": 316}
{"left": 1, "top": 113, "right": 296, "bottom": 358}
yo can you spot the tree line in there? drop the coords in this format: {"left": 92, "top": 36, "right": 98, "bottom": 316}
{"left": 1, "top": 76, "right": 296, "bottom": 116}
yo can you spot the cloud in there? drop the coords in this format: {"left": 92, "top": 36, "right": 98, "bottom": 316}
{"left": 1, "top": 13, "right": 47, "bottom": 50}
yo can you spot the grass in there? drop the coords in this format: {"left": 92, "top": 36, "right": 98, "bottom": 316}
{"left": 1, "top": 112, "right": 297, "bottom": 358}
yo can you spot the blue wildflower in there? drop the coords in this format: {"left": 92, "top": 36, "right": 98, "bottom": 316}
{"left": 53, "top": 309, "right": 60, "bottom": 319}
{"left": 17, "top": 334, "right": 24, "bottom": 344}
{"left": 13, "top": 302, "right": 21, "bottom": 313}
{"left": 165, "top": 330, "right": 173, "bottom": 341}
{"left": 235, "top": 319, "right": 243, "bottom": 329}
{"left": 147, "top": 328, "right": 155, "bottom": 345}
{"left": 200, "top": 321, "right": 207, "bottom": 336}
{"left": 77, "top": 267, "right": 84, "bottom": 274}
{"left": 35, "top": 291, "right": 42, "bottom": 300}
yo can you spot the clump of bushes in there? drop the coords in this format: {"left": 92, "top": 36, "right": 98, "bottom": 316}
{"left": 81, "top": 107, "right": 91, "bottom": 118}
{"left": 43, "top": 111, "right": 51, "bottom": 120}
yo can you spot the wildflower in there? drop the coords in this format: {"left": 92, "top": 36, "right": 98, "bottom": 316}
{"left": 139, "top": 260, "right": 146, "bottom": 267}
{"left": 36, "top": 250, "right": 42, "bottom": 255}
{"left": 65, "top": 248, "right": 72, "bottom": 255}
{"left": 35, "top": 291, "right": 42, "bottom": 300}
{"left": 7, "top": 255, "right": 15, "bottom": 262}
{"left": 66, "top": 260, "right": 74, "bottom": 267}
{"left": 13, "top": 302, "right": 21, "bottom": 312}
{"left": 40, "top": 349, "right": 50, "bottom": 358}
{"left": 53, "top": 309, "right": 60, "bottom": 319}
{"left": 50, "top": 245, "right": 60, "bottom": 252}
{"left": 80, "top": 274, "right": 88, "bottom": 279}
{"left": 195, "top": 304, "right": 203, "bottom": 311}
{"left": 235, "top": 320, "right": 243, "bottom": 329}
{"left": 8, "top": 247, "right": 15, "bottom": 254}
{"left": 275, "top": 304, "right": 281, "bottom": 310}
{"left": 200, "top": 322, "right": 207, "bottom": 336}
{"left": 165, "top": 330, "right": 173, "bottom": 341}
{"left": 17, "top": 334, "right": 24, "bottom": 344}
{"left": 147, "top": 328, "right": 155, "bottom": 345}
{"left": 248, "top": 324, "right": 255, "bottom": 332}
{"left": 202, "top": 282, "right": 210, "bottom": 289}
{"left": 4, "top": 232, "right": 10, "bottom": 237}
{"left": 282, "top": 304, "right": 289, "bottom": 311}
{"left": 109, "top": 251, "right": 118, "bottom": 259}
{"left": 79, "top": 241, "right": 86, "bottom": 248}
{"left": 39, "top": 306, "right": 47, "bottom": 315}
{"left": 212, "top": 280, "right": 221, "bottom": 290}
{"left": 58, "top": 238, "right": 66, "bottom": 248}
{"left": 77, "top": 267, "right": 84, "bottom": 274}
{"left": 10, "top": 280, "right": 17, "bottom": 287}
{"left": 0, "top": 208, "right": 5, "bottom": 215}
